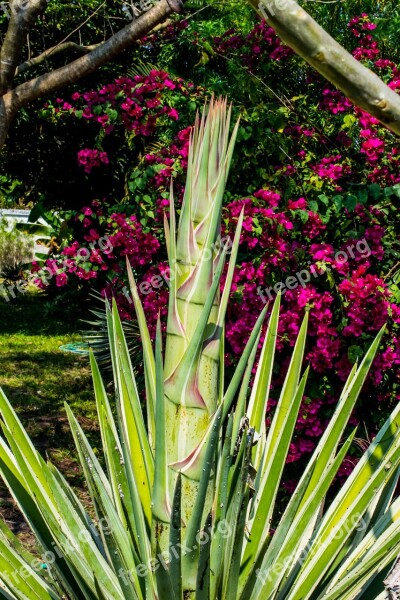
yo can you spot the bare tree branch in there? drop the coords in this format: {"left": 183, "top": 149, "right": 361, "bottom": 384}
{"left": 247, "top": 0, "right": 400, "bottom": 136}
{"left": 16, "top": 41, "right": 100, "bottom": 75}
{"left": 49, "top": 0, "right": 107, "bottom": 54}
{"left": 15, "top": 16, "right": 173, "bottom": 76}
{"left": 0, "top": 0, "right": 48, "bottom": 94}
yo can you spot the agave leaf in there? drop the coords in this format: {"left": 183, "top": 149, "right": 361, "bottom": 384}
{"left": 209, "top": 413, "right": 235, "bottom": 599}
{"left": 169, "top": 301, "right": 266, "bottom": 482}
{"left": 0, "top": 536, "right": 59, "bottom": 600}
{"left": 82, "top": 291, "right": 141, "bottom": 371}
{"left": 247, "top": 292, "right": 281, "bottom": 461}
{"left": 231, "top": 327, "right": 262, "bottom": 456}
{"left": 46, "top": 462, "right": 104, "bottom": 554}
{"left": 0, "top": 389, "right": 53, "bottom": 498}
{"left": 182, "top": 408, "right": 223, "bottom": 589}
{"left": 165, "top": 181, "right": 186, "bottom": 340}
{"left": 346, "top": 465, "right": 400, "bottom": 555}
{"left": 152, "top": 319, "right": 172, "bottom": 525}
{"left": 250, "top": 429, "right": 356, "bottom": 600}
{"left": 0, "top": 437, "right": 86, "bottom": 599}
{"left": 126, "top": 259, "right": 156, "bottom": 445}
{"left": 0, "top": 518, "right": 41, "bottom": 569}
{"left": 239, "top": 312, "right": 309, "bottom": 587}
{"left": 202, "top": 208, "right": 244, "bottom": 362}
{"left": 223, "top": 429, "right": 254, "bottom": 600}
{"left": 169, "top": 473, "right": 183, "bottom": 600}
{"left": 247, "top": 329, "right": 388, "bottom": 600}
{"left": 65, "top": 404, "right": 143, "bottom": 599}
{"left": 0, "top": 392, "right": 128, "bottom": 598}
{"left": 90, "top": 351, "right": 138, "bottom": 541}
{"left": 10, "top": 444, "right": 123, "bottom": 597}
{"left": 196, "top": 513, "right": 212, "bottom": 600}
{"left": 164, "top": 244, "right": 228, "bottom": 411}
{"left": 321, "top": 496, "right": 400, "bottom": 599}
{"left": 261, "top": 327, "right": 386, "bottom": 596}
{"left": 298, "top": 325, "right": 386, "bottom": 511}
{"left": 222, "top": 305, "right": 268, "bottom": 422}
{"left": 0, "top": 517, "right": 60, "bottom": 599}
{"left": 111, "top": 300, "right": 154, "bottom": 527}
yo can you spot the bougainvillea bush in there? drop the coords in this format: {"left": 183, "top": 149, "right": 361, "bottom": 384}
{"left": 28, "top": 10, "right": 400, "bottom": 489}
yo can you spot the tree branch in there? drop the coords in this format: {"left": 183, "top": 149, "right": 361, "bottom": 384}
{"left": 15, "top": 17, "right": 173, "bottom": 76}
{"left": 247, "top": 0, "right": 400, "bottom": 136}
{"left": 16, "top": 41, "right": 100, "bottom": 76}
{"left": 0, "top": 0, "right": 48, "bottom": 94}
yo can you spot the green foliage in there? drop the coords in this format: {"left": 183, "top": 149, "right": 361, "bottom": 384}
{"left": 0, "top": 175, "right": 24, "bottom": 209}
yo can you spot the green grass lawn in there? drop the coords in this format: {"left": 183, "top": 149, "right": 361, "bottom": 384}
{"left": 0, "top": 293, "right": 98, "bottom": 541}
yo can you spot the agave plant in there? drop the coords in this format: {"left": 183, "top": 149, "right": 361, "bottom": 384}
{"left": 0, "top": 99, "right": 400, "bottom": 600}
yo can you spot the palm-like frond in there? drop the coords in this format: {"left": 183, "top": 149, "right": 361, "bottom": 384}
{"left": 81, "top": 290, "right": 141, "bottom": 370}
{"left": 127, "top": 60, "right": 159, "bottom": 79}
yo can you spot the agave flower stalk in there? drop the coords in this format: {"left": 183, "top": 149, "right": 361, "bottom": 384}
{"left": 162, "top": 99, "right": 239, "bottom": 529}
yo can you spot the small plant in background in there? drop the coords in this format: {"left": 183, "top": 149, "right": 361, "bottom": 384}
{"left": 0, "top": 217, "right": 33, "bottom": 284}
{"left": 0, "top": 99, "right": 399, "bottom": 600}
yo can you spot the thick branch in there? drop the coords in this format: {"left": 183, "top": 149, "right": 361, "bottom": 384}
{"left": 0, "top": 93, "right": 17, "bottom": 147}
{"left": 248, "top": 0, "right": 400, "bottom": 136}
{"left": 16, "top": 41, "right": 100, "bottom": 76}
{"left": 0, "top": 0, "right": 48, "bottom": 94}
{"left": 8, "top": 0, "right": 179, "bottom": 109}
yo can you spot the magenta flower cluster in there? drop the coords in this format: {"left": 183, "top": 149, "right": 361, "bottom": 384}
{"left": 52, "top": 71, "right": 192, "bottom": 174}
{"left": 77, "top": 149, "right": 110, "bottom": 174}
{"left": 213, "top": 20, "right": 293, "bottom": 67}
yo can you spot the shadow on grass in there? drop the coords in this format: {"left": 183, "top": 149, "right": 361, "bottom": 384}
{"left": 0, "top": 292, "right": 83, "bottom": 336}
